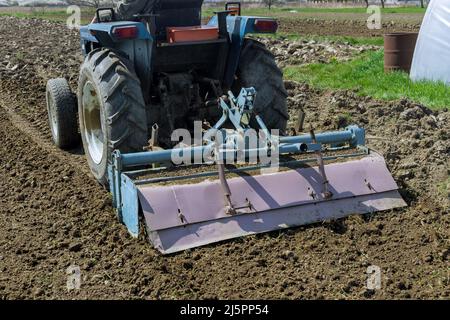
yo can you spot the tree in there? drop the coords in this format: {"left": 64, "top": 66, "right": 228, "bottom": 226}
{"left": 66, "top": 0, "right": 104, "bottom": 8}
{"left": 6, "top": 0, "right": 19, "bottom": 5}
{"left": 263, "top": 0, "right": 279, "bottom": 10}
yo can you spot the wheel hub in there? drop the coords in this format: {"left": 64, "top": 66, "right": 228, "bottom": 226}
{"left": 46, "top": 91, "right": 58, "bottom": 138}
{"left": 82, "top": 81, "right": 104, "bottom": 164}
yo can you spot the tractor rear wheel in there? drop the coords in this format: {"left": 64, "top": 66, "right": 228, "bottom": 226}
{"left": 78, "top": 49, "right": 148, "bottom": 186}
{"left": 235, "top": 39, "right": 289, "bottom": 134}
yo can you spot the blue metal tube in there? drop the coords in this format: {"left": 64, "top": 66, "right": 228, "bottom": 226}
{"left": 120, "top": 126, "right": 365, "bottom": 168}
{"left": 279, "top": 125, "right": 365, "bottom": 146}
{"left": 121, "top": 145, "right": 212, "bottom": 167}
{"left": 279, "top": 143, "right": 320, "bottom": 154}
{"left": 122, "top": 142, "right": 319, "bottom": 168}
{"left": 280, "top": 130, "right": 351, "bottom": 144}
{"left": 202, "top": 143, "right": 316, "bottom": 162}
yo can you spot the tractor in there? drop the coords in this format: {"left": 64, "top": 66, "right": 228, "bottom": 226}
{"left": 47, "top": 1, "right": 286, "bottom": 184}
{"left": 46, "top": 1, "right": 406, "bottom": 254}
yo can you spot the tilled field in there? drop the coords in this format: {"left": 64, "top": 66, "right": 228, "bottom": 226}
{"left": 0, "top": 17, "right": 449, "bottom": 300}
{"left": 280, "top": 16, "right": 420, "bottom": 37}
{"left": 258, "top": 37, "right": 377, "bottom": 68}
{"left": 273, "top": 11, "right": 422, "bottom": 37}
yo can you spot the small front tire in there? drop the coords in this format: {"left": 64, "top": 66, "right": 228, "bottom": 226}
{"left": 46, "top": 78, "right": 80, "bottom": 149}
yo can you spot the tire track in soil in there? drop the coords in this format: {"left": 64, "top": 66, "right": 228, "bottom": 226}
{"left": 0, "top": 102, "right": 159, "bottom": 299}
{"left": 0, "top": 91, "right": 91, "bottom": 177}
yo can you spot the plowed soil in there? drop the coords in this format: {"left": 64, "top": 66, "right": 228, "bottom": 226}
{"left": 278, "top": 13, "right": 421, "bottom": 37}
{"left": 0, "top": 17, "right": 448, "bottom": 300}
{"left": 259, "top": 37, "right": 378, "bottom": 68}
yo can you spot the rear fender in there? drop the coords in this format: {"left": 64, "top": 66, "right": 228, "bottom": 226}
{"left": 80, "top": 21, "right": 153, "bottom": 95}
{"left": 80, "top": 21, "right": 151, "bottom": 55}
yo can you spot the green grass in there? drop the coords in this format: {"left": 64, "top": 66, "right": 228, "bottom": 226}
{"left": 284, "top": 50, "right": 450, "bottom": 110}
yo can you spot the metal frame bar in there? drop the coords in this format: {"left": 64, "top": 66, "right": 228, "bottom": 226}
{"left": 117, "top": 126, "right": 364, "bottom": 169}
{"left": 131, "top": 148, "right": 368, "bottom": 186}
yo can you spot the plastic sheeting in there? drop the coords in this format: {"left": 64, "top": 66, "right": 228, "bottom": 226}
{"left": 410, "top": 0, "right": 450, "bottom": 84}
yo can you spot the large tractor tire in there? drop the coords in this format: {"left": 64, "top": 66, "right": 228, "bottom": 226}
{"left": 235, "top": 39, "right": 289, "bottom": 134}
{"left": 78, "top": 48, "right": 148, "bottom": 186}
{"left": 46, "top": 78, "right": 80, "bottom": 149}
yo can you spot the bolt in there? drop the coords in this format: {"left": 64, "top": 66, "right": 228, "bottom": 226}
{"left": 308, "top": 188, "right": 316, "bottom": 200}
{"left": 322, "top": 191, "right": 333, "bottom": 199}
{"left": 225, "top": 206, "right": 236, "bottom": 215}
{"left": 177, "top": 210, "right": 186, "bottom": 223}
{"left": 365, "top": 179, "right": 373, "bottom": 191}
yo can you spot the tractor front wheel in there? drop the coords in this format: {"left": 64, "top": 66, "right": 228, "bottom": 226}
{"left": 78, "top": 49, "right": 148, "bottom": 186}
{"left": 46, "top": 78, "right": 80, "bottom": 149}
{"left": 235, "top": 39, "right": 289, "bottom": 134}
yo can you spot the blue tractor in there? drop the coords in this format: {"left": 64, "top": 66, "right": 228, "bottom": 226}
{"left": 45, "top": 1, "right": 405, "bottom": 254}
{"left": 46, "top": 0, "right": 287, "bottom": 185}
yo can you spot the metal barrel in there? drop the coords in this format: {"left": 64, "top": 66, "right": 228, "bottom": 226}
{"left": 384, "top": 32, "right": 418, "bottom": 73}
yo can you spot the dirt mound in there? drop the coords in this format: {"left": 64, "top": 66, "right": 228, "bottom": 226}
{"left": 258, "top": 37, "right": 378, "bottom": 67}
{"left": 0, "top": 16, "right": 448, "bottom": 299}
{"left": 285, "top": 81, "right": 449, "bottom": 207}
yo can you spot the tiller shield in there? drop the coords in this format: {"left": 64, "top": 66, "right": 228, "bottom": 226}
{"left": 109, "top": 88, "right": 406, "bottom": 254}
